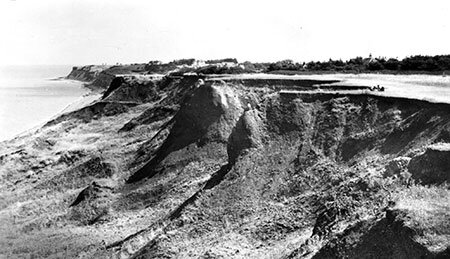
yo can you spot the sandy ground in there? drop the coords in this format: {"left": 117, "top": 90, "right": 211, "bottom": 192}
{"left": 216, "top": 73, "right": 450, "bottom": 104}
{"left": 58, "top": 92, "right": 102, "bottom": 114}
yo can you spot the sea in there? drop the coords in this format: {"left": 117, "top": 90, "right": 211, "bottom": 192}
{"left": 0, "top": 65, "right": 88, "bottom": 142}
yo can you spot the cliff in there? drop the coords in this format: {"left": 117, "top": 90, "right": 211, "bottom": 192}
{"left": 0, "top": 68, "right": 449, "bottom": 258}
{"left": 66, "top": 65, "right": 111, "bottom": 82}
{"left": 67, "top": 63, "right": 148, "bottom": 89}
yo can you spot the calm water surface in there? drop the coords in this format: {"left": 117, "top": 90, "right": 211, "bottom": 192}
{"left": 0, "top": 65, "right": 87, "bottom": 141}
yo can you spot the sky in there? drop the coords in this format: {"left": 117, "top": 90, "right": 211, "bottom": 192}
{"left": 0, "top": 0, "right": 449, "bottom": 65}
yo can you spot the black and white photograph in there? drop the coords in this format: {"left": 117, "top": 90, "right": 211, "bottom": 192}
{"left": 0, "top": 0, "right": 449, "bottom": 258}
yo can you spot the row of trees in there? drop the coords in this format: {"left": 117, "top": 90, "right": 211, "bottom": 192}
{"left": 143, "top": 55, "right": 450, "bottom": 75}
{"left": 266, "top": 55, "right": 450, "bottom": 73}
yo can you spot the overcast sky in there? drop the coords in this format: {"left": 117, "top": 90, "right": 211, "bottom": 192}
{"left": 0, "top": 0, "right": 449, "bottom": 65}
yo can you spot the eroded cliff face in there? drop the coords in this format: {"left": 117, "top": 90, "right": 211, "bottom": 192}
{"left": 1, "top": 74, "right": 449, "bottom": 258}
{"left": 122, "top": 79, "right": 450, "bottom": 259}
{"left": 67, "top": 64, "right": 149, "bottom": 89}
{"left": 408, "top": 143, "right": 450, "bottom": 185}
{"left": 67, "top": 65, "right": 110, "bottom": 82}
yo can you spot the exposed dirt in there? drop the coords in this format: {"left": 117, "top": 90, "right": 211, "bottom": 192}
{"left": 408, "top": 143, "right": 450, "bottom": 184}
{"left": 312, "top": 210, "right": 434, "bottom": 259}
{"left": 1, "top": 72, "right": 449, "bottom": 258}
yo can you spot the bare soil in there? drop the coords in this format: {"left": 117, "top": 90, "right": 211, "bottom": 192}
{"left": 1, "top": 72, "right": 449, "bottom": 258}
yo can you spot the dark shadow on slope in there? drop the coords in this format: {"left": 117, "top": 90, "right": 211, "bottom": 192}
{"left": 408, "top": 144, "right": 450, "bottom": 184}
{"left": 105, "top": 164, "right": 233, "bottom": 251}
{"left": 340, "top": 135, "right": 377, "bottom": 161}
{"left": 126, "top": 115, "right": 223, "bottom": 184}
{"left": 102, "top": 76, "right": 124, "bottom": 99}
{"left": 312, "top": 214, "right": 433, "bottom": 259}
{"left": 168, "top": 109, "right": 261, "bottom": 219}
{"left": 168, "top": 163, "right": 232, "bottom": 220}
{"left": 128, "top": 119, "right": 176, "bottom": 170}
{"left": 381, "top": 111, "right": 436, "bottom": 154}
{"left": 126, "top": 84, "right": 229, "bottom": 183}
{"left": 119, "top": 105, "right": 178, "bottom": 132}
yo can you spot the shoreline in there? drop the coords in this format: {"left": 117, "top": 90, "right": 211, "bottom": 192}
{"left": 0, "top": 79, "right": 100, "bottom": 143}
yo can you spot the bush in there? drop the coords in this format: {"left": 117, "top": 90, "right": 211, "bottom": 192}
{"left": 384, "top": 58, "right": 400, "bottom": 70}
{"left": 205, "top": 58, "right": 238, "bottom": 64}
{"left": 367, "top": 61, "right": 384, "bottom": 71}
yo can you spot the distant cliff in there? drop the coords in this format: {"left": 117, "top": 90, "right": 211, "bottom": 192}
{"left": 67, "top": 65, "right": 111, "bottom": 82}
{"left": 67, "top": 64, "right": 148, "bottom": 89}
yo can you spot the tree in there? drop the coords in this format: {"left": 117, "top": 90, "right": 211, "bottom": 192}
{"left": 384, "top": 58, "right": 400, "bottom": 70}
{"left": 367, "top": 61, "right": 384, "bottom": 71}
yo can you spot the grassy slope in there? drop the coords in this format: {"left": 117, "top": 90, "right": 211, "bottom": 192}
{"left": 0, "top": 97, "right": 162, "bottom": 257}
